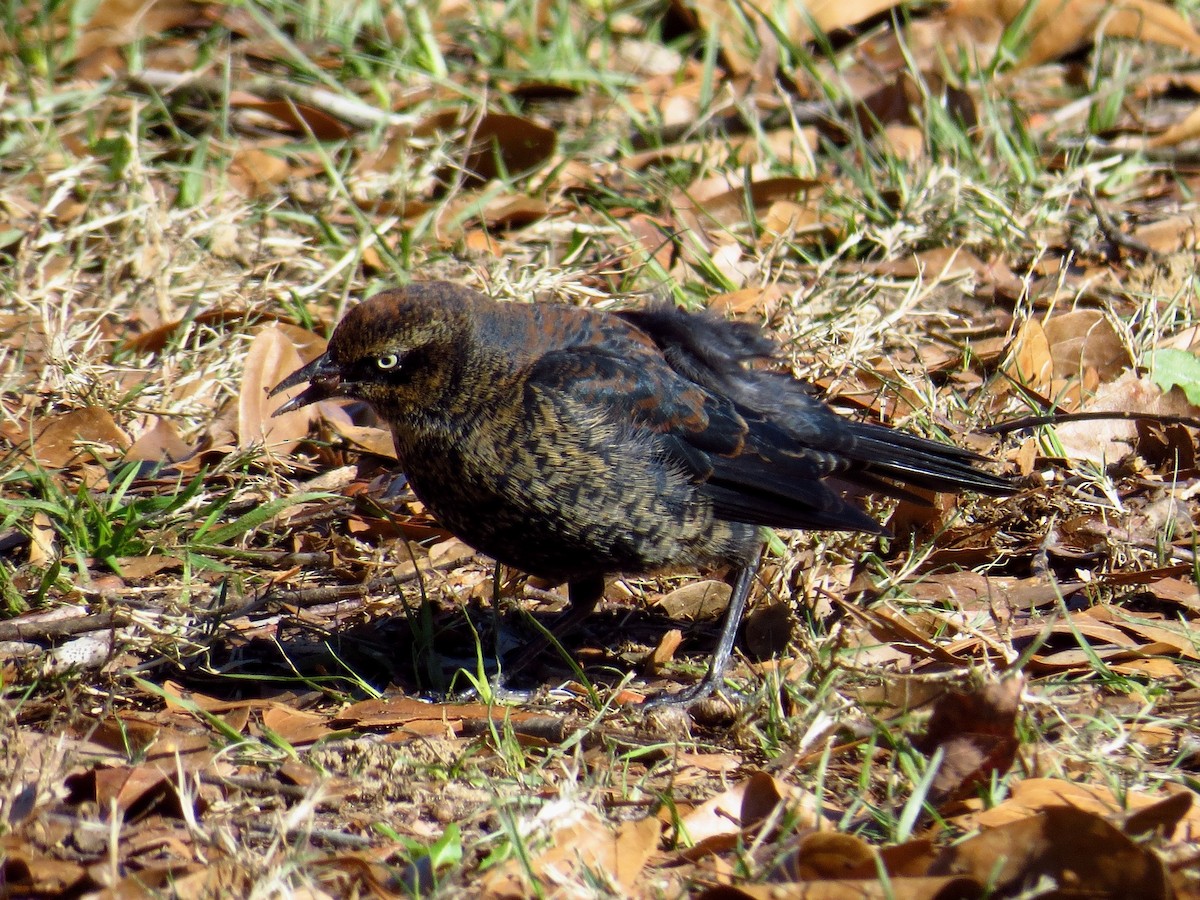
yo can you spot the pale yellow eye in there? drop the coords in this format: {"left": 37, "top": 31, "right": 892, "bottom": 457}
{"left": 376, "top": 354, "right": 401, "bottom": 370}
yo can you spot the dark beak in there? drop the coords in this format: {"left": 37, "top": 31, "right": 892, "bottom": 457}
{"left": 269, "top": 352, "right": 342, "bottom": 416}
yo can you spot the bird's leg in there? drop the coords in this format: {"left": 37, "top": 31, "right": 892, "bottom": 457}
{"left": 644, "top": 548, "right": 762, "bottom": 708}
{"left": 565, "top": 574, "right": 606, "bottom": 620}
{"left": 487, "top": 574, "right": 607, "bottom": 690}
{"left": 527, "top": 574, "right": 605, "bottom": 656}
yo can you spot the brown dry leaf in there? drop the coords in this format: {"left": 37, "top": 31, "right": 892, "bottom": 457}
{"left": 708, "top": 284, "right": 786, "bottom": 318}
{"left": 1133, "top": 211, "right": 1200, "bottom": 252}
{"left": 932, "top": 805, "right": 1171, "bottom": 897}
{"left": 1136, "top": 418, "right": 1199, "bottom": 470}
{"left": 427, "top": 537, "right": 475, "bottom": 568}
{"left": 107, "top": 862, "right": 233, "bottom": 897}
{"left": 462, "top": 228, "right": 503, "bottom": 257}
{"left": 1011, "top": 611, "right": 1166, "bottom": 671}
{"left": 1043, "top": 309, "right": 1131, "bottom": 383}
{"left": 645, "top": 628, "right": 684, "bottom": 674}
{"left": 847, "top": 604, "right": 967, "bottom": 666}
{"left": 1146, "top": 104, "right": 1200, "bottom": 149}
{"left": 1055, "top": 369, "right": 1199, "bottom": 464}
{"left": 625, "top": 64, "right": 711, "bottom": 127}
{"left": 621, "top": 213, "right": 675, "bottom": 273}
{"left": 309, "top": 853, "right": 405, "bottom": 898}
{"left": 851, "top": 677, "right": 954, "bottom": 721}
{"left": 124, "top": 417, "right": 193, "bottom": 464}
{"left": 678, "top": 771, "right": 796, "bottom": 848}
{"left": 481, "top": 810, "right": 660, "bottom": 899}
{"left": 123, "top": 308, "right": 294, "bottom": 354}
{"left": 1086, "top": 605, "right": 1199, "bottom": 659}
{"left": 790, "top": 832, "right": 876, "bottom": 879}
{"left": 1002, "top": 318, "right": 1053, "bottom": 396}
{"left": 944, "top": 0, "right": 1200, "bottom": 68}
{"left": 475, "top": 193, "right": 550, "bottom": 229}
{"left": 911, "top": 677, "right": 1023, "bottom": 804}
{"left": 115, "top": 554, "right": 182, "bottom": 578}
{"left": 878, "top": 124, "right": 925, "bottom": 160}
{"left": 1110, "top": 657, "right": 1186, "bottom": 678}
{"left": 158, "top": 681, "right": 275, "bottom": 716}
{"left": 674, "top": 175, "right": 821, "bottom": 236}
{"left": 1124, "top": 791, "right": 1196, "bottom": 839}
{"left": 624, "top": 129, "right": 817, "bottom": 172}
{"left": 654, "top": 580, "right": 732, "bottom": 620}
{"left": 28, "top": 510, "right": 56, "bottom": 567}
{"left": 0, "top": 845, "right": 88, "bottom": 898}
{"left": 259, "top": 705, "right": 336, "bottom": 746}
{"left": 903, "top": 572, "right": 1067, "bottom": 613}
{"left": 673, "top": 0, "right": 906, "bottom": 74}
{"left": 674, "top": 752, "right": 743, "bottom": 776}
{"left": 670, "top": 175, "right": 821, "bottom": 284}
{"left": 325, "top": 418, "right": 397, "bottom": 458}
{"left": 1146, "top": 576, "right": 1200, "bottom": 613}
{"left": 743, "top": 601, "right": 794, "bottom": 662}
{"left": 88, "top": 716, "right": 215, "bottom": 765}
{"left": 228, "top": 147, "right": 291, "bottom": 198}
{"left": 870, "top": 246, "right": 990, "bottom": 281}
{"left": 228, "top": 96, "right": 352, "bottom": 140}
{"left": 850, "top": 71, "right": 977, "bottom": 146}
{"left": 335, "top": 695, "right": 541, "bottom": 734}
{"left": 73, "top": 0, "right": 208, "bottom": 68}
{"left": 967, "top": 778, "right": 1200, "bottom": 838}
{"left": 238, "top": 325, "right": 321, "bottom": 452}
{"left": 423, "top": 111, "right": 557, "bottom": 185}
{"left": 83, "top": 765, "right": 179, "bottom": 819}
{"left": 759, "top": 200, "right": 838, "bottom": 246}
{"left": 398, "top": 191, "right": 550, "bottom": 243}
{"left": 698, "top": 876, "right": 982, "bottom": 899}
{"left": 30, "top": 407, "right": 131, "bottom": 468}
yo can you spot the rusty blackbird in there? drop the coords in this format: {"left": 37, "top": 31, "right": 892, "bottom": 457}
{"left": 271, "top": 281, "right": 1014, "bottom": 704}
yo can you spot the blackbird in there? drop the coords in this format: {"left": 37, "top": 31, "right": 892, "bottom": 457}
{"left": 271, "top": 281, "right": 1014, "bottom": 704}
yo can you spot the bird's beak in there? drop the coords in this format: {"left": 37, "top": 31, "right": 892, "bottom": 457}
{"left": 269, "top": 352, "right": 342, "bottom": 416}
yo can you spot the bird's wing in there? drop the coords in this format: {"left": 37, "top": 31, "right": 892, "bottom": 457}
{"left": 620, "top": 305, "right": 1015, "bottom": 499}
{"left": 524, "top": 341, "right": 885, "bottom": 534}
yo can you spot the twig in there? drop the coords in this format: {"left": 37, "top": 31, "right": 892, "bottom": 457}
{"left": 0, "top": 610, "right": 130, "bottom": 643}
{"left": 196, "top": 547, "right": 333, "bottom": 567}
{"left": 1085, "top": 186, "right": 1157, "bottom": 259}
{"left": 984, "top": 410, "right": 1200, "bottom": 436}
{"left": 129, "top": 70, "right": 418, "bottom": 130}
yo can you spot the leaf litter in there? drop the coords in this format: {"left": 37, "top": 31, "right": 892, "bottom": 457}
{"left": 1, "top": 0, "right": 1200, "bottom": 896}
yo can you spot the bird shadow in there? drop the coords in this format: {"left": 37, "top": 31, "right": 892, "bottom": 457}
{"left": 169, "top": 598, "right": 729, "bottom": 704}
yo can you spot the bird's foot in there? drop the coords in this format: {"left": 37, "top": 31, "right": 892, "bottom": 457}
{"left": 641, "top": 673, "right": 745, "bottom": 711}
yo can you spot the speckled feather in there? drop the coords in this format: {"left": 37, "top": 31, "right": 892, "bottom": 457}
{"left": 274, "top": 281, "right": 1012, "bottom": 589}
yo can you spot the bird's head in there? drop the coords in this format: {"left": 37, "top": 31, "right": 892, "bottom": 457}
{"left": 270, "top": 282, "right": 475, "bottom": 420}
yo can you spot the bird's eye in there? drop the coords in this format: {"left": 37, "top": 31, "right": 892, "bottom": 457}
{"left": 376, "top": 354, "right": 401, "bottom": 370}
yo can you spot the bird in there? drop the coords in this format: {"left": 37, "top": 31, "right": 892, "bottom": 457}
{"left": 270, "top": 281, "right": 1015, "bottom": 705}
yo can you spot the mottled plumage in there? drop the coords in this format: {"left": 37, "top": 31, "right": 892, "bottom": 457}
{"left": 272, "top": 281, "right": 1014, "bottom": 704}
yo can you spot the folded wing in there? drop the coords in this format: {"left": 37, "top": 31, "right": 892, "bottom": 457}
{"left": 528, "top": 303, "right": 1015, "bottom": 537}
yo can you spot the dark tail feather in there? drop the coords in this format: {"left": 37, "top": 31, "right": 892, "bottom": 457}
{"left": 848, "top": 423, "right": 1016, "bottom": 497}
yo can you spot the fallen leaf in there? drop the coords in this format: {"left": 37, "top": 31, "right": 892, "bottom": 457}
{"left": 124, "top": 417, "right": 193, "bottom": 464}
{"left": 30, "top": 408, "right": 131, "bottom": 468}
{"left": 229, "top": 96, "right": 352, "bottom": 140}
{"left": 654, "top": 580, "right": 731, "bottom": 620}
{"left": 911, "top": 676, "right": 1023, "bottom": 803}
{"left": 1003, "top": 318, "right": 1053, "bottom": 396}
{"left": 933, "top": 804, "right": 1172, "bottom": 897}
{"left": 238, "top": 325, "right": 323, "bottom": 452}
{"left": 944, "top": 0, "right": 1200, "bottom": 68}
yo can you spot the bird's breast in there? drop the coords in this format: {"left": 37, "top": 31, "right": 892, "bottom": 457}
{"left": 388, "top": 407, "right": 744, "bottom": 580}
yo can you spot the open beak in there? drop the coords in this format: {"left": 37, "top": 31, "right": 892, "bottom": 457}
{"left": 269, "top": 353, "right": 342, "bottom": 416}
